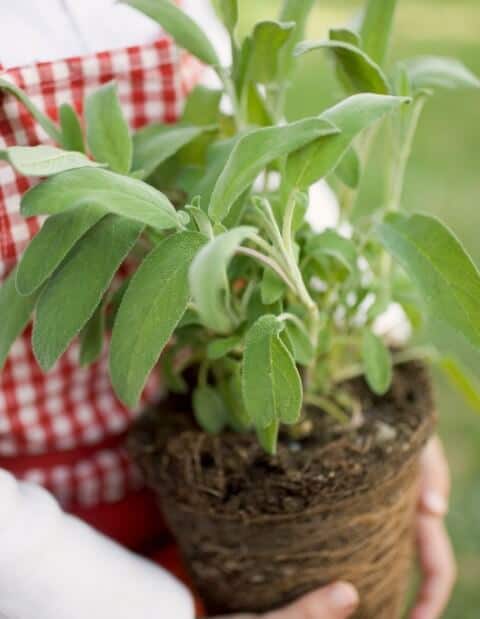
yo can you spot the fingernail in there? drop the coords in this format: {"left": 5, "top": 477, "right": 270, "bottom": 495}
{"left": 423, "top": 491, "right": 448, "bottom": 516}
{"left": 328, "top": 582, "right": 359, "bottom": 610}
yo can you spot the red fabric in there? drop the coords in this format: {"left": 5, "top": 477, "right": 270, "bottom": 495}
{"left": 0, "top": 33, "right": 202, "bottom": 514}
{"left": 72, "top": 488, "right": 167, "bottom": 550}
{"left": 0, "top": 12, "right": 205, "bottom": 610}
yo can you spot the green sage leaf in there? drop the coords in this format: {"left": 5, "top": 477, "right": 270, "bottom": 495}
{"left": 377, "top": 212, "right": 480, "bottom": 349}
{"left": 222, "top": 365, "right": 252, "bottom": 431}
{"left": 85, "top": 82, "right": 133, "bottom": 174}
{"left": 0, "top": 267, "right": 41, "bottom": 370}
{"left": 242, "top": 315, "right": 302, "bottom": 428}
{"left": 207, "top": 335, "right": 242, "bottom": 360}
{"left": 286, "top": 94, "right": 410, "bottom": 190}
{"left": 189, "top": 227, "right": 257, "bottom": 333}
{"left": 212, "top": 0, "right": 238, "bottom": 34}
{"left": 335, "top": 146, "right": 361, "bottom": 189}
{"left": 16, "top": 205, "right": 107, "bottom": 295}
{"left": 21, "top": 167, "right": 182, "bottom": 231}
{"left": 256, "top": 419, "right": 280, "bottom": 455}
{"left": 295, "top": 40, "right": 390, "bottom": 95}
{"left": 246, "top": 83, "right": 272, "bottom": 127}
{"left": 209, "top": 118, "right": 338, "bottom": 221}
{"left": 110, "top": 231, "right": 206, "bottom": 407}
{"left": 261, "top": 268, "right": 286, "bottom": 305}
{"left": 249, "top": 20, "right": 296, "bottom": 84}
{"left": 123, "top": 0, "right": 220, "bottom": 66}
{"left": 59, "top": 103, "right": 85, "bottom": 153}
{"left": 0, "top": 77, "right": 62, "bottom": 143}
{"left": 183, "top": 86, "right": 222, "bottom": 125}
{"left": 33, "top": 215, "right": 143, "bottom": 370}
{"left": 284, "top": 319, "right": 314, "bottom": 365}
{"left": 79, "top": 302, "right": 105, "bottom": 366}
{"left": 403, "top": 56, "right": 480, "bottom": 91}
{"left": 188, "top": 137, "right": 240, "bottom": 205}
{"left": 362, "top": 330, "right": 392, "bottom": 395}
{"left": 306, "top": 229, "right": 358, "bottom": 274}
{"left": 329, "top": 28, "right": 361, "bottom": 47}
{"left": 5, "top": 146, "right": 102, "bottom": 177}
{"left": 133, "top": 123, "right": 214, "bottom": 178}
{"left": 193, "top": 385, "right": 229, "bottom": 433}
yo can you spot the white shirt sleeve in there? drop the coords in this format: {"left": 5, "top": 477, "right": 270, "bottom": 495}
{"left": 0, "top": 0, "right": 227, "bottom": 69}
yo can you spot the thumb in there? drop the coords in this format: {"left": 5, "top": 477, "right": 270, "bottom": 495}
{"left": 265, "top": 583, "right": 359, "bottom": 619}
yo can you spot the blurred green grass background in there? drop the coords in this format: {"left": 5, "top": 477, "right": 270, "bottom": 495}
{"left": 237, "top": 1, "right": 480, "bottom": 616}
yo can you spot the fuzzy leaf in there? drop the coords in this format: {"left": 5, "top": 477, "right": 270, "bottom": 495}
{"left": 33, "top": 215, "right": 143, "bottom": 370}
{"left": 189, "top": 227, "right": 256, "bottom": 333}
{"left": 335, "top": 146, "right": 361, "bottom": 189}
{"left": 207, "top": 335, "right": 242, "bottom": 360}
{"left": 377, "top": 213, "right": 480, "bottom": 349}
{"left": 243, "top": 315, "right": 302, "bottom": 428}
{"left": 59, "top": 104, "right": 85, "bottom": 153}
{"left": 249, "top": 21, "right": 296, "bottom": 84}
{"left": 110, "top": 231, "right": 206, "bottom": 407}
{"left": 189, "top": 137, "right": 239, "bottom": 205}
{"left": 16, "top": 205, "right": 106, "bottom": 295}
{"left": 286, "top": 94, "right": 410, "bottom": 189}
{"left": 0, "top": 267, "right": 41, "bottom": 370}
{"left": 256, "top": 419, "right": 280, "bottom": 455}
{"left": 403, "top": 56, "right": 480, "bottom": 91}
{"left": 359, "top": 0, "right": 398, "bottom": 66}
{"left": 193, "top": 386, "right": 229, "bottom": 433}
{"left": 222, "top": 365, "right": 252, "bottom": 431}
{"left": 21, "top": 167, "right": 183, "bottom": 231}
{"left": 0, "top": 77, "right": 62, "bottom": 143}
{"left": 295, "top": 40, "right": 390, "bottom": 94}
{"left": 246, "top": 83, "right": 272, "bottom": 127}
{"left": 123, "top": 0, "right": 220, "bottom": 66}
{"left": 362, "top": 330, "right": 392, "bottom": 395}
{"left": 133, "top": 123, "right": 214, "bottom": 178}
{"left": 306, "top": 229, "right": 358, "bottom": 274}
{"left": 209, "top": 118, "right": 338, "bottom": 221}
{"left": 261, "top": 268, "right": 286, "bottom": 305}
{"left": 212, "top": 0, "right": 238, "bottom": 34}
{"left": 85, "top": 82, "right": 132, "bottom": 174}
{"left": 284, "top": 320, "right": 314, "bottom": 365}
{"left": 183, "top": 86, "right": 222, "bottom": 126}
{"left": 329, "top": 28, "right": 361, "bottom": 47}
{"left": 5, "top": 146, "right": 102, "bottom": 177}
{"left": 79, "top": 302, "right": 105, "bottom": 366}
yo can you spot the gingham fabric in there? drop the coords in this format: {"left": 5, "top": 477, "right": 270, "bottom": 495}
{"left": 0, "top": 35, "right": 202, "bottom": 508}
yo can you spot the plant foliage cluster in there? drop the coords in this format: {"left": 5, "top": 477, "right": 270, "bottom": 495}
{"left": 1, "top": 0, "right": 480, "bottom": 453}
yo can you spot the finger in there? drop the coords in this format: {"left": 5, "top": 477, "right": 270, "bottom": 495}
{"left": 265, "top": 583, "right": 359, "bottom": 619}
{"left": 410, "top": 516, "right": 457, "bottom": 619}
{"left": 419, "top": 437, "right": 450, "bottom": 517}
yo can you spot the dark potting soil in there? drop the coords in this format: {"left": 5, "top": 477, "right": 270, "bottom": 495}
{"left": 129, "top": 360, "right": 436, "bottom": 617}
{"left": 130, "top": 361, "right": 435, "bottom": 518}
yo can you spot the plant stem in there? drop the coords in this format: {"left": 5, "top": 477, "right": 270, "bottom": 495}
{"left": 216, "top": 66, "right": 245, "bottom": 131}
{"left": 236, "top": 246, "right": 296, "bottom": 290}
{"left": 387, "top": 96, "right": 427, "bottom": 212}
{"left": 304, "top": 393, "right": 349, "bottom": 424}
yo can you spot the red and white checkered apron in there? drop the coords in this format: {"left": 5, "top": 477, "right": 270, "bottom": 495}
{"left": 0, "top": 34, "right": 202, "bottom": 512}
